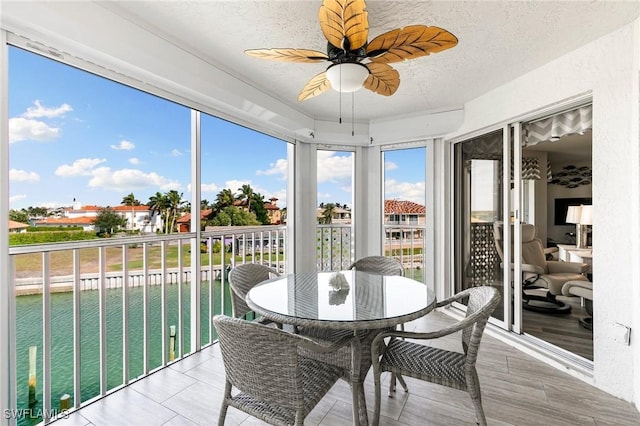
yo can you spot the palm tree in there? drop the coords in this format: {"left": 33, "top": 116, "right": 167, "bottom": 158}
{"left": 214, "top": 188, "right": 235, "bottom": 212}
{"left": 166, "top": 190, "right": 185, "bottom": 233}
{"left": 121, "top": 192, "right": 141, "bottom": 230}
{"left": 238, "top": 184, "right": 254, "bottom": 212}
{"left": 148, "top": 192, "right": 169, "bottom": 233}
{"left": 322, "top": 203, "right": 336, "bottom": 224}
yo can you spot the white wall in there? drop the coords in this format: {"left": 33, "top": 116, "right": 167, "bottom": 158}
{"left": 449, "top": 20, "right": 640, "bottom": 405}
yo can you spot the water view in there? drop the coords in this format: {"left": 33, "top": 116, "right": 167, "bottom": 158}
{"left": 15, "top": 281, "right": 231, "bottom": 425}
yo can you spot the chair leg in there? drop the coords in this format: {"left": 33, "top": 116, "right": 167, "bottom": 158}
{"left": 218, "top": 381, "right": 232, "bottom": 426}
{"left": 468, "top": 371, "right": 487, "bottom": 426}
{"left": 396, "top": 373, "right": 409, "bottom": 392}
{"left": 373, "top": 371, "right": 382, "bottom": 426}
{"left": 350, "top": 380, "right": 360, "bottom": 426}
{"left": 388, "top": 372, "right": 396, "bottom": 397}
{"left": 217, "top": 401, "right": 228, "bottom": 426}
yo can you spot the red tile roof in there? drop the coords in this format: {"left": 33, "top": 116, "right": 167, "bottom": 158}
{"left": 34, "top": 216, "right": 96, "bottom": 225}
{"left": 9, "top": 220, "right": 29, "bottom": 230}
{"left": 177, "top": 209, "right": 213, "bottom": 223}
{"left": 384, "top": 200, "right": 426, "bottom": 214}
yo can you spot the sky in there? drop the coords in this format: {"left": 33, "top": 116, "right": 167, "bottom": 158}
{"left": 8, "top": 46, "right": 427, "bottom": 211}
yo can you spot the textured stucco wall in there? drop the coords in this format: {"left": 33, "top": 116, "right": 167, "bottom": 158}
{"left": 452, "top": 20, "right": 640, "bottom": 405}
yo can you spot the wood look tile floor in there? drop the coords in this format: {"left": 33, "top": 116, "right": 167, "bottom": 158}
{"left": 53, "top": 311, "right": 639, "bottom": 426}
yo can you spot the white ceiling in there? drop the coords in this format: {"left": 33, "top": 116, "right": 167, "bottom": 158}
{"left": 97, "top": 0, "right": 640, "bottom": 123}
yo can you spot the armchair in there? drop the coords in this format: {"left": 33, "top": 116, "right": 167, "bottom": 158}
{"left": 213, "top": 315, "right": 361, "bottom": 425}
{"left": 370, "top": 286, "right": 500, "bottom": 426}
{"left": 228, "top": 263, "right": 280, "bottom": 326}
{"left": 493, "top": 223, "right": 589, "bottom": 314}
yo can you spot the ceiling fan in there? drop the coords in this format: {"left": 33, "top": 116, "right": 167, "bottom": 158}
{"left": 245, "top": 0, "right": 458, "bottom": 102}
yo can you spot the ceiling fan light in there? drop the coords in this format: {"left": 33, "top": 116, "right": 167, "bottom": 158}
{"left": 326, "top": 63, "right": 369, "bottom": 93}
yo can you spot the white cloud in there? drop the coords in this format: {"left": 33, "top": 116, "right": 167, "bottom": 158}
{"left": 9, "top": 117, "right": 61, "bottom": 143}
{"left": 317, "top": 191, "right": 332, "bottom": 201}
{"left": 384, "top": 179, "right": 425, "bottom": 205}
{"left": 88, "top": 167, "right": 181, "bottom": 192}
{"left": 257, "top": 158, "right": 288, "bottom": 179}
{"left": 384, "top": 161, "right": 398, "bottom": 171}
{"left": 170, "top": 149, "right": 183, "bottom": 157}
{"left": 225, "top": 180, "right": 250, "bottom": 193}
{"left": 23, "top": 100, "right": 72, "bottom": 119}
{"left": 10, "top": 169, "right": 40, "bottom": 182}
{"left": 317, "top": 151, "right": 352, "bottom": 183}
{"left": 9, "top": 194, "right": 27, "bottom": 203}
{"left": 110, "top": 140, "right": 135, "bottom": 150}
{"left": 201, "top": 183, "right": 220, "bottom": 193}
{"left": 128, "top": 157, "right": 141, "bottom": 165}
{"left": 55, "top": 158, "right": 107, "bottom": 177}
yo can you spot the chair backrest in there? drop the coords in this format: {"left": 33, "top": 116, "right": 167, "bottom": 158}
{"left": 520, "top": 224, "right": 548, "bottom": 273}
{"left": 228, "top": 263, "right": 280, "bottom": 318}
{"left": 455, "top": 286, "right": 501, "bottom": 364}
{"left": 349, "top": 256, "right": 404, "bottom": 276}
{"left": 493, "top": 222, "right": 548, "bottom": 273}
{"left": 213, "top": 315, "right": 304, "bottom": 410}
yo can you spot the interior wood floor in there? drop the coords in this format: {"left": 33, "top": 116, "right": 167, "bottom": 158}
{"left": 52, "top": 310, "right": 638, "bottom": 426}
{"left": 522, "top": 293, "right": 593, "bottom": 361}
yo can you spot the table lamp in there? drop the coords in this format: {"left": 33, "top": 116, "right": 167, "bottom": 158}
{"left": 566, "top": 205, "right": 584, "bottom": 248}
{"left": 578, "top": 205, "right": 592, "bottom": 249}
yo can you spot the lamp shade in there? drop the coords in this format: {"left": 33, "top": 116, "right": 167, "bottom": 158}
{"left": 326, "top": 63, "right": 369, "bottom": 93}
{"left": 579, "top": 205, "right": 592, "bottom": 225}
{"left": 565, "top": 205, "right": 582, "bottom": 224}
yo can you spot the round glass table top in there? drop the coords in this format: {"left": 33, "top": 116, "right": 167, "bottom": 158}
{"left": 246, "top": 270, "right": 436, "bottom": 330}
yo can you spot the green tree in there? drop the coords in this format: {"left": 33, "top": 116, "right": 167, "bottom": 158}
{"left": 121, "top": 192, "right": 141, "bottom": 230}
{"left": 210, "top": 206, "right": 260, "bottom": 226}
{"left": 9, "top": 209, "right": 29, "bottom": 224}
{"left": 121, "top": 192, "right": 140, "bottom": 206}
{"left": 250, "top": 192, "right": 270, "bottom": 224}
{"left": 321, "top": 203, "right": 336, "bottom": 224}
{"left": 201, "top": 199, "right": 211, "bottom": 210}
{"left": 26, "top": 206, "right": 49, "bottom": 218}
{"left": 214, "top": 188, "right": 236, "bottom": 212}
{"left": 238, "top": 184, "right": 254, "bottom": 212}
{"left": 93, "top": 207, "right": 127, "bottom": 235}
{"left": 148, "top": 192, "right": 169, "bottom": 233}
{"left": 165, "top": 190, "right": 185, "bottom": 233}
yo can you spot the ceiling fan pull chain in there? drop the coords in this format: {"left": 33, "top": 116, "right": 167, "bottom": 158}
{"left": 339, "top": 65, "right": 342, "bottom": 124}
{"left": 352, "top": 92, "right": 355, "bottom": 136}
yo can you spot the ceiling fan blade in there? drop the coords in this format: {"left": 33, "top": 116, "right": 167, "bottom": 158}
{"left": 298, "top": 72, "right": 332, "bottom": 101}
{"left": 366, "top": 25, "right": 458, "bottom": 63}
{"left": 363, "top": 63, "right": 399, "bottom": 96}
{"left": 245, "top": 48, "right": 328, "bottom": 63}
{"left": 319, "top": 0, "right": 369, "bottom": 51}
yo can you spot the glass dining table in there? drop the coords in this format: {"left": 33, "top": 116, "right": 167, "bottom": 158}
{"left": 246, "top": 270, "right": 437, "bottom": 425}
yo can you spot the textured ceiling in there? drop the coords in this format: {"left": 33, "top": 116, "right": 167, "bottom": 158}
{"left": 100, "top": 1, "right": 639, "bottom": 123}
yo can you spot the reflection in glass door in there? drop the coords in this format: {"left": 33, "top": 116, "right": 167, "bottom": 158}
{"left": 453, "top": 130, "right": 507, "bottom": 323}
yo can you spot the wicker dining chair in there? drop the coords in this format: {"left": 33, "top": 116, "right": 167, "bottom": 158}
{"left": 349, "top": 256, "right": 407, "bottom": 394}
{"left": 348, "top": 255, "right": 404, "bottom": 276}
{"left": 370, "top": 286, "right": 501, "bottom": 426}
{"left": 213, "top": 315, "right": 361, "bottom": 426}
{"left": 228, "top": 263, "right": 280, "bottom": 324}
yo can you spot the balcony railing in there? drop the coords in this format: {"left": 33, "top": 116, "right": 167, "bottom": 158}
{"left": 8, "top": 222, "right": 426, "bottom": 424}
{"left": 9, "top": 225, "right": 286, "bottom": 424}
{"left": 383, "top": 224, "right": 426, "bottom": 281}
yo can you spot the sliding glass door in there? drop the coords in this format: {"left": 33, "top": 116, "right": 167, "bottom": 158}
{"left": 453, "top": 129, "right": 510, "bottom": 324}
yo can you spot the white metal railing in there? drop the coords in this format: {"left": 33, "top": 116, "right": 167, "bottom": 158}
{"left": 383, "top": 224, "right": 426, "bottom": 281}
{"left": 8, "top": 225, "right": 286, "bottom": 423}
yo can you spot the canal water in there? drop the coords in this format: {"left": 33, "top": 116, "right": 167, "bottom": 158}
{"left": 15, "top": 281, "right": 230, "bottom": 425}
